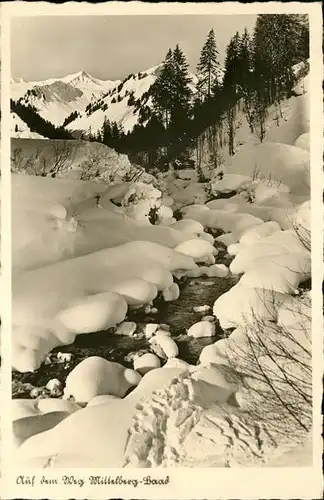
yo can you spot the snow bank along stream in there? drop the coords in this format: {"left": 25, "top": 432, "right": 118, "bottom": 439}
{"left": 11, "top": 97, "right": 312, "bottom": 467}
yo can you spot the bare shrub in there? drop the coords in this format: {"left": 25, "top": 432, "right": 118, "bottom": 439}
{"left": 11, "top": 141, "right": 76, "bottom": 178}
{"left": 222, "top": 291, "right": 312, "bottom": 440}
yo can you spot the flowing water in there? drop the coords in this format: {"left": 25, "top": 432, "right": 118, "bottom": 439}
{"left": 12, "top": 271, "right": 238, "bottom": 398}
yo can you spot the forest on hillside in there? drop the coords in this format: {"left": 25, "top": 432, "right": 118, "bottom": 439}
{"left": 88, "top": 14, "right": 309, "bottom": 171}
{"left": 11, "top": 14, "right": 309, "bottom": 173}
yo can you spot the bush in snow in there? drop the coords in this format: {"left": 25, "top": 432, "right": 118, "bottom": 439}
{"left": 221, "top": 295, "right": 312, "bottom": 441}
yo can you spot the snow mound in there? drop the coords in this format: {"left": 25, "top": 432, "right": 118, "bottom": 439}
{"left": 183, "top": 206, "right": 264, "bottom": 238}
{"left": 187, "top": 321, "right": 215, "bottom": 338}
{"left": 174, "top": 239, "right": 214, "bottom": 261}
{"left": 12, "top": 241, "right": 197, "bottom": 372}
{"left": 230, "top": 229, "right": 309, "bottom": 275}
{"left": 225, "top": 142, "right": 309, "bottom": 196}
{"left": 294, "top": 132, "right": 310, "bottom": 151}
{"left": 134, "top": 353, "right": 161, "bottom": 375}
{"left": 239, "top": 221, "right": 281, "bottom": 245}
{"left": 12, "top": 174, "right": 198, "bottom": 273}
{"left": 211, "top": 174, "right": 251, "bottom": 194}
{"left": 64, "top": 357, "right": 142, "bottom": 402}
{"left": 170, "top": 219, "right": 205, "bottom": 235}
{"left": 213, "top": 283, "right": 287, "bottom": 329}
{"left": 122, "top": 182, "right": 162, "bottom": 223}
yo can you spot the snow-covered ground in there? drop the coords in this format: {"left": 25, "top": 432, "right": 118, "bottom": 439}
{"left": 11, "top": 113, "right": 46, "bottom": 140}
{"left": 11, "top": 69, "right": 313, "bottom": 468}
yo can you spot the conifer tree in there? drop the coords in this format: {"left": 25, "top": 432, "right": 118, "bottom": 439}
{"left": 197, "top": 28, "right": 220, "bottom": 100}
{"left": 151, "top": 48, "right": 175, "bottom": 128}
{"left": 223, "top": 32, "right": 241, "bottom": 156}
{"left": 253, "top": 14, "right": 309, "bottom": 106}
{"left": 101, "top": 117, "right": 112, "bottom": 146}
{"left": 170, "top": 44, "right": 192, "bottom": 131}
{"left": 239, "top": 28, "right": 255, "bottom": 132}
{"left": 223, "top": 31, "right": 242, "bottom": 99}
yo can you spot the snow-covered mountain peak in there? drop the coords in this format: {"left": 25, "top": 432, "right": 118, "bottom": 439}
{"left": 11, "top": 63, "right": 205, "bottom": 136}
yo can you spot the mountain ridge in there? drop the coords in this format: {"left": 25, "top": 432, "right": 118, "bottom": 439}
{"left": 11, "top": 64, "right": 205, "bottom": 137}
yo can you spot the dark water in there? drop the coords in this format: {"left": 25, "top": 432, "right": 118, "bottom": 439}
{"left": 12, "top": 272, "right": 238, "bottom": 398}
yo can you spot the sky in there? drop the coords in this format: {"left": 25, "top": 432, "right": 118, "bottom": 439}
{"left": 11, "top": 15, "right": 257, "bottom": 82}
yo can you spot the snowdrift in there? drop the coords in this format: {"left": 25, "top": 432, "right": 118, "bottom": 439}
{"left": 224, "top": 142, "right": 310, "bottom": 195}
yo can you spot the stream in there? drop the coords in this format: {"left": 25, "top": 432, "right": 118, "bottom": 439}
{"left": 12, "top": 230, "right": 239, "bottom": 399}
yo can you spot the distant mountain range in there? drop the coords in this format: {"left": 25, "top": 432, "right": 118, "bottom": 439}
{"left": 11, "top": 65, "right": 224, "bottom": 139}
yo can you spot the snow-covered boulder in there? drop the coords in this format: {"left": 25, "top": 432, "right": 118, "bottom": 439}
{"left": 174, "top": 239, "right": 214, "bottom": 262}
{"left": 215, "top": 233, "right": 237, "bottom": 247}
{"left": 227, "top": 243, "right": 242, "bottom": 256}
{"left": 116, "top": 321, "right": 137, "bottom": 337}
{"left": 239, "top": 221, "right": 281, "bottom": 246}
{"left": 199, "top": 340, "right": 229, "bottom": 366}
{"left": 157, "top": 205, "right": 173, "bottom": 224}
{"left": 121, "top": 182, "right": 162, "bottom": 224}
{"left": 170, "top": 219, "right": 205, "bottom": 235}
{"left": 205, "top": 264, "right": 230, "bottom": 278}
{"left": 184, "top": 208, "right": 264, "bottom": 238}
{"left": 110, "top": 278, "right": 158, "bottom": 306}
{"left": 64, "top": 357, "right": 142, "bottom": 403}
{"left": 149, "top": 334, "right": 179, "bottom": 358}
{"left": 45, "top": 379, "right": 62, "bottom": 395}
{"left": 213, "top": 283, "right": 287, "bottom": 329}
{"left": 185, "top": 266, "right": 202, "bottom": 278}
{"left": 172, "top": 182, "right": 208, "bottom": 207}
{"left": 162, "top": 283, "right": 180, "bottom": 302}
{"left": 226, "top": 142, "right": 310, "bottom": 196}
{"left": 133, "top": 353, "right": 161, "bottom": 375}
{"left": 144, "top": 323, "right": 160, "bottom": 339}
{"left": 198, "top": 232, "right": 214, "bottom": 244}
{"left": 187, "top": 321, "right": 215, "bottom": 338}
{"left": 193, "top": 304, "right": 210, "bottom": 313}
{"left": 211, "top": 174, "right": 251, "bottom": 194}
{"left": 192, "top": 364, "right": 238, "bottom": 395}
{"left": 239, "top": 252, "right": 311, "bottom": 293}
{"left": 162, "top": 358, "right": 192, "bottom": 371}
{"left": 57, "top": 292, "right": 128, "bottom": 333}
{"left": 230, "top": 230, "right": 309, "bottom": 275}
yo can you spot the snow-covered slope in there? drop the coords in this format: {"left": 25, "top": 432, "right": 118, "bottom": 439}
{"left": 11, "top": 71, "right": 120, "bottom": 128}
{"left": 67, "top": 65, "right": 199, "bottom": 134}
{"left": 11, "top": 112, "right": 46, "bottom": 140}
{"left": 11, "top": 137, "right": 152, "bottom": 184}
{"left": 11, "top": 65, "right": 199, "bottom": 135}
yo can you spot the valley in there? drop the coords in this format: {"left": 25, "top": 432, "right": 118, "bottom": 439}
{"left": 9, "top": 12, "right": 315, "bottom": 473}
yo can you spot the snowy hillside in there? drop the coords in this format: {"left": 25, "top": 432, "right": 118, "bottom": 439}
{"left": 66, "top": 65, "right": 199, "bottom": 134}
{"left": 11, "top": 65, "right": 199, "bottom": 136}
{"left": 11, "top": 71, "right": 120, "bottom": 128}
{"left": 11, "top": 137, "right": 152, "bottom": 185}
{"left": 11, "top": 112, "right": 46, "bottom": 140}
